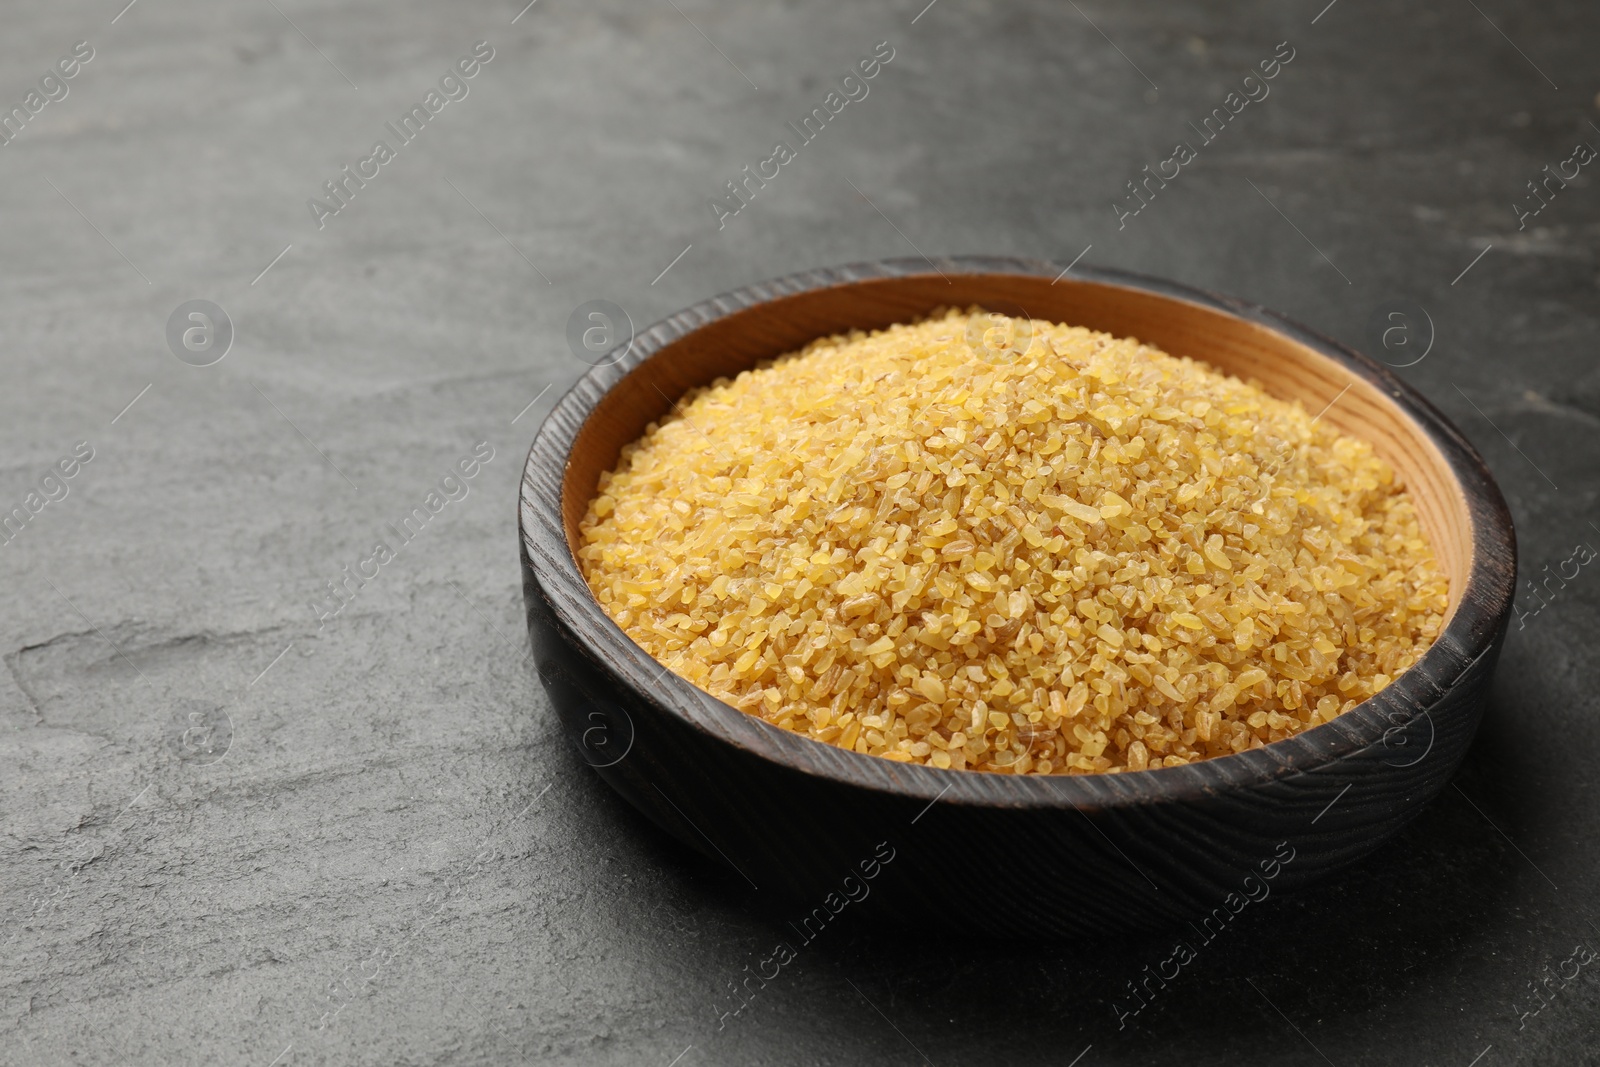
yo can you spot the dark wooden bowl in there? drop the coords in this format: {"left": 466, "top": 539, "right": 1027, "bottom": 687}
{"left": 519, "top": 257, "right": 1516, "bottom": 937}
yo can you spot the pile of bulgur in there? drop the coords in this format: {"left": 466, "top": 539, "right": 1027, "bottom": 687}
{"left": 577, "top": 309, "right": 1448, "bottom": 775}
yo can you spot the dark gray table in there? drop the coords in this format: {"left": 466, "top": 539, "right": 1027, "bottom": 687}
{"left": 3, "top": 1, "right": 1596, "bottom": 1063}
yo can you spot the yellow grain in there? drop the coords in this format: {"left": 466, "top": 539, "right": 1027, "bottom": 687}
{"left": 578, "top": 309, "right": 1448, "bottom": 775}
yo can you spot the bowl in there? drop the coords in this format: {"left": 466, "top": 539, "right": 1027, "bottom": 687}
{"left": 519, "top": 256, "right": 1516, "bottom": 937}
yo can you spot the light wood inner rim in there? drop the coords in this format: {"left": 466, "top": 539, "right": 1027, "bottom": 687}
{"left": 562, "top": 274, "right": 1470, "bottom": 618}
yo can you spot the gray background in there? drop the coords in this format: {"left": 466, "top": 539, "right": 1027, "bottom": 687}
{"left": 2, "top": 0, "right": 1597, "bottom": 1064}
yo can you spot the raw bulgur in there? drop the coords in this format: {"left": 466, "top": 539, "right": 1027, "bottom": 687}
{"left": 577, "top": 309, "right": 1448, "bottom": 775}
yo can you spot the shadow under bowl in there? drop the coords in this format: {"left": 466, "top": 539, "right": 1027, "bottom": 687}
{"left": 519, "top": 257, "right": 1516, "bottom": 938}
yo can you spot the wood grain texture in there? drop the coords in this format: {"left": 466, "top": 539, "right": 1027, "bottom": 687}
{"left": 519, "top": 257, "right": 1517, "bottom": 936}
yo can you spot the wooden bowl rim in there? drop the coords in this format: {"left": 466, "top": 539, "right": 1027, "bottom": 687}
{"left": 520, "top": 256, "right": 1516, "bottom": 810}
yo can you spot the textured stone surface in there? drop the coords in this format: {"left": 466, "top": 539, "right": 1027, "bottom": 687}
{"left": 1, "top": 0, "right": 1596, "bottom": 1064}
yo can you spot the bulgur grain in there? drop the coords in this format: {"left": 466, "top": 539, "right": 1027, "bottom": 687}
{"left": 578, "top": 309, "right": 1448, "bottom": 775}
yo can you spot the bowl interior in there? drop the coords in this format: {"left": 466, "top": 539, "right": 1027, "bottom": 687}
{"left": 559, "top": 270, "right": 1471, "bottom": 618}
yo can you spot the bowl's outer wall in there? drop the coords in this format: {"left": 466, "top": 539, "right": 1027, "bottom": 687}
{"left": 519, "top": 257, "right": 1515, "bottom": 937}
{"left": 525, "top": 532, "right": 1505, "bottom": 937}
